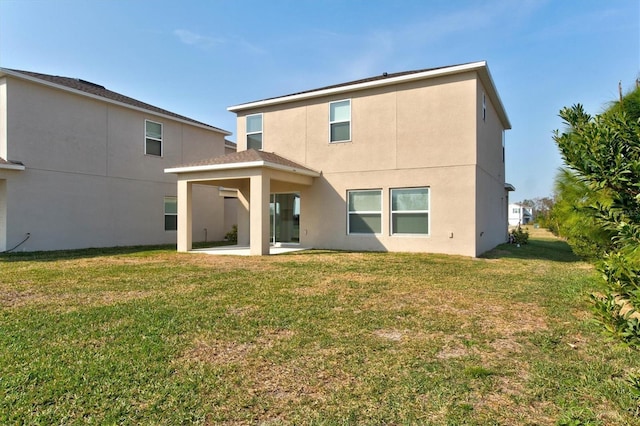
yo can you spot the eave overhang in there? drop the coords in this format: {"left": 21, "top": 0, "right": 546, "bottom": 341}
{"left": 228, "top": 61, "right": 511, "bottom": 130}
{"left": 165, "top": 160, "right": 320, "bottom": 177}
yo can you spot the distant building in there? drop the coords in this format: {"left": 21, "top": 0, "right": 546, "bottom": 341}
{"left": 508, "top": 203, "right": 533, "bottom": 226}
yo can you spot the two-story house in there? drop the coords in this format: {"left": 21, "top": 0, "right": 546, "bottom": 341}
{"left": 166, "top": 61, "right": 513, "bottom": 257}
{"left": 508, "top": 203, "right": 533, "bottom": 227}
{"left": 0, "top": 68, "right": 232, "bottom": 252}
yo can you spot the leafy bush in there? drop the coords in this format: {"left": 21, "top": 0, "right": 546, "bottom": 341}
{"left": 553, "top": 87, "right": 640, "bottom": 345}
{"left": 509, "top": 226, "right": 529, "bottom": 245}
{"left": 225, "top": 224, "right": 238, "bottom": 243}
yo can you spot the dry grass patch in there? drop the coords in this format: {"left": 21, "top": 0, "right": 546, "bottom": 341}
{"left": 2, "top": 235, "right": 640, "bottom": 425}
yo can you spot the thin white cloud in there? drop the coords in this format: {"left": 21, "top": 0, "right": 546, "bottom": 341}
{"left": 173, "top": 29, "right": 267, "bottom": 56}
{"left": 173, "top": 29, "right": 225, "bottom": 49}
{"left": 332, "top": 0, "right": 547, "bottom": 79}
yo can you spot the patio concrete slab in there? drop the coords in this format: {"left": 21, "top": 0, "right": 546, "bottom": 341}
{"left": 189, "top": 245, "right": 310, "bottom": 256}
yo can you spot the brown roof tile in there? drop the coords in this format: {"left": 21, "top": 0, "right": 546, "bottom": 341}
{"left": 3, "top": 69, "right": 229, "bottom": 134}
{"left": 173, "top": 149, "right": 318, "bottom": 173}
{"left": 239, "top": 62, "right": 472, "bottom": 105}
{"left": 0, "top": 157, "right": 24, "bottom": 168}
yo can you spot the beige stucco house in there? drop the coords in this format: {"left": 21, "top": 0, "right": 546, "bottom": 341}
{"left": 0, "top": 68, "right": 232, "bottom": 252}
{"left": 166, "top": 61, "right": 513, "bottom": 257}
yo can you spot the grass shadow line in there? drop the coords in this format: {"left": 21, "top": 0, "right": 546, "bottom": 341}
{"left": 481, "top": 238, "right": 582, "bottom": 263}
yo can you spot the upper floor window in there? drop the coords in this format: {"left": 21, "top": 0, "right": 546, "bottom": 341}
{"left": 246, "top": 114, "right": 263, "bottom": 150}
{"left": 330, "top": 99, "right": 351, "bottom": 143}
{"left": 145, "top": 120, "right": 163, "bottom": 156}
{"left": 391, "top": 187, "right": 430, "bottom": 235}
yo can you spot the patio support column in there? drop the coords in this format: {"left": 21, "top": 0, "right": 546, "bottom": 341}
{"left": 236, "top": 180, "right": 250, "bottom": 246}
{"left": 177, "top": 179, "right": 192, "bottom": 252}
{"left": 249, "top": 173, "right": 270, "bottom": 255}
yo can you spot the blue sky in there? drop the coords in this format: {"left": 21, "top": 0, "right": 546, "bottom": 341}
{"left": 1, "top": 0, "right": 638, "bottom": 202}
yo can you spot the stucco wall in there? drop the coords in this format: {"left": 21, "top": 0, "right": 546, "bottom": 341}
{"left": 300, "top": 166, "right": 477, "bottom": 256}
{"left": 234, "top": 71, "right": 500, "bottom": 256}
{"left": 3, "top": 76, "right": 228, "bottom": 251}
{"left": 474, "top": 78, "right": 510, "bottom": 255}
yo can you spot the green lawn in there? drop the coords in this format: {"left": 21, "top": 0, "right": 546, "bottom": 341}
{"left": 1, "top": 231, "right": 639, "bottom": 425}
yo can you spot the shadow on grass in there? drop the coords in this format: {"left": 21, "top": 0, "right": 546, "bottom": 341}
{"left": 481, "top": 237, "right": 582, "bottom": 263}
{"left": 0, "top": 241, "right": 235, "bottom": 263}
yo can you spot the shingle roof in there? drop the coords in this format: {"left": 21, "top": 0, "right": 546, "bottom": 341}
{"left": 170, "top": 149, "right": 318, "bottom": 174}
{"left": 0, "top": 157, "right": 21, "bottom": 165}
{"left": 1, "top": 69, "right": 230, "bottom": 135}
{"left": 266, "top": 65, "right": 455, "bottom": 101}
{"left": 0, "top": 157, "right": 25, "bottom": 169}
{"left": 230, "top": 62, "right": 474, "bottom": 109}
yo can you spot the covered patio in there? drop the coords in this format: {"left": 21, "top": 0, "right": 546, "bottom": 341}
{"left": 165, "top": 149, "right": 320, "bottom": 255}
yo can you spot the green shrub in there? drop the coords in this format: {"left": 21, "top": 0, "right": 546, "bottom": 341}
{"left": 509, "top": 226, "right": 529, "bottom": 245}
{"left": 225, "top": 224, "right": 238, "bottom": 243}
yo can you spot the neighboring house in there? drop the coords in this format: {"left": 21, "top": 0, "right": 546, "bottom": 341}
{"left": 508, "top": 203, "right": 533, "bottom": 227}
{"left": 0, "top": 68, "right": 232, "bottom": 252}
{"left": 166, "top": 61, "right": 514, "bottom": 257}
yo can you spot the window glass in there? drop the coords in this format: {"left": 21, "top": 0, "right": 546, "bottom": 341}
{"left": 146, "top": 121, "right": 162, "bottom": 139}
{"left": 391, "top": 187, "right": 429, "bottom": 235}
{"left": 393, "top": 213, "right": 429, "bottom": 234}
{"left": 247, "top": 133, "right": 263, "bottom": 150}
{"left": 330, "top": 100, "right": 350, "bottom": 121}
{"left": 392, "top": 188, "right": 429, "bottom": 211}
{"left": 246, "top": 114, "right": 262, "bottom": 133}
{"left": 349, "top": 190, "right": 381, "bottom": 211}
{"left": 331, "top": 122, "right": 350, "bottom": 142}
{"left": 348, "top": 190, "right": 381, "bottom": 234}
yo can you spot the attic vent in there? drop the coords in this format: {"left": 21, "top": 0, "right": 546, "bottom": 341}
{"left": 76, "top": 79, "right": 105, "bottom": 90}
{"left": 383, "top": 72, "right": 388, "bottom": 77}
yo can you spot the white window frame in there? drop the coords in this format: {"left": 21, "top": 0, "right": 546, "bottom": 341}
{"left": 164, "top": 196, "right": 177, "bottom": 231}
{"left": 390, "top": 187, "right": 430, "bottom": 236}
{"left": 145, "top": 119, "right": 163, "bottom": 157}
{"left": 347, "top": 189, "right": 382, "bottom": 235}
{"left": 329, "top": 99, "right": 351, "bottom": 143}
{"left": 246, "top": 113, "right": 263, "bottom": 150}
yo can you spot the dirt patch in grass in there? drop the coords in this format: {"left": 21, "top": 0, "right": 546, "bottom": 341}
{"left": 373, "top": 329, "right": 405, "bottom": 341}
{"left": 179, "top": 328, "right": 296, "bottom": 366}
{"left": 181, "top": 339, "right": 255, "bottom": 365}
{"left": 0, "top": 289, "right": 38, "bottom": 307}
{"left": 0, "top": 289, "right": 156, "bottom": 310}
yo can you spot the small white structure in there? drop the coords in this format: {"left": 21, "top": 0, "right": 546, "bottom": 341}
{"left": 508, "top": 203, "right": 533, "bottom": 226}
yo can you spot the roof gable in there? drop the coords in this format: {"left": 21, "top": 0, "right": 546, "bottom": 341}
{"left": 228, "top": 61, "right": 511, "bottom": 129}
{"left": 0, "top": 68, "right": 231, "bottom": 135}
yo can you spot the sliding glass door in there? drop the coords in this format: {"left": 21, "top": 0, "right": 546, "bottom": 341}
{"left": 269, "top": 193, "right": 300, "bottom": 245}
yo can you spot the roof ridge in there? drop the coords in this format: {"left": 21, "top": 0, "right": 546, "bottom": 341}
{"left": 233, "top": 61, "right": 479, "bottom": 107}
{"left": 171, "top": 149, "right": 318, "bottom": 173}
{"left": 1, "top": 68, "right": 230, "bottom": 135}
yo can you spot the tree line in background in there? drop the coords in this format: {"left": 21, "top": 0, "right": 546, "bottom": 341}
{"left": 548, "top": 86, "right": 640, "bottom": 350}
